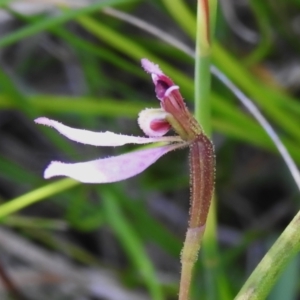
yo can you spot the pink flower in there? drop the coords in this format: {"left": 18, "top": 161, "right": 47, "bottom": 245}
{"left": 35, "top": 59, "right": 201, "bottom": 184}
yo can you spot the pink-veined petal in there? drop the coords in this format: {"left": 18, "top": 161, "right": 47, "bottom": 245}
{"left": 35, "top": 117, "right": 180, "bottom": 146}
{"left": 44, "top": 143, "right": 184, "bottom": 183}
{"left": 149, "top": 120, "right": 171, "bottom": 136}
{"left": 138, "top": 108, "right": 171, "bottom": 137}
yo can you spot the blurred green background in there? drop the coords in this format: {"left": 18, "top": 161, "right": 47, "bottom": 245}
{"left": 0, "top": 0, "right": 300, "bottom": 299}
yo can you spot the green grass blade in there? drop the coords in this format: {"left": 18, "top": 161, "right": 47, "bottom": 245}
{"left": 160, "top": 0, "right": 196, "bottom": 38}
{"left": 0, "top": 179, "right": 79, "bottom": 219}
{"left": 101, "top": 188, "right": 164, "bottom": 300}
{"left": 213, "top": 44, "right": 300, "bottom": 141}
{"left": 0, "top": 0, "right": 135, "bottom": 49}
{"left": 268, "top": 244, "right": 299, "bottom": 300}
{"left": 76, "top": 16, "right": 194, "bottom": 97}
{"left": 235, "top": 211, "right": 300, "bottom": 299}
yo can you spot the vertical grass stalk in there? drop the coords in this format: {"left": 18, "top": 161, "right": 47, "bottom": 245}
{"left": 194, "top": 1, "right": 225, "bottom": 300}
{"left": 195, "top": 0, "right": 212, "bottom": 133}
{"left": 179, "top": 1, "right": 219, "bottom": 299}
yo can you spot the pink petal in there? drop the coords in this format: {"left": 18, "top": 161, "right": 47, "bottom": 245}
{"left": 141, "top": 59, "right": 178, "bottom": 101}
{"left": 35, "top": 117, "right": 180, "bottom": 146}
{"left": 44, "top": 144, "right": 184, "bottom": 183}
{"left": 141, "top": 58, "right": 163, "bottom": 75}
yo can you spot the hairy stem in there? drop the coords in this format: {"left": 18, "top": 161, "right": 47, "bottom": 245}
{"left": 179, "top": 133, "right": 215, "bottom": 300}
{"left": 189, "top": 134, "right": 215, "bottom": 229}
{"left": 180, "top": 226, "right": 205, "bottom": 300}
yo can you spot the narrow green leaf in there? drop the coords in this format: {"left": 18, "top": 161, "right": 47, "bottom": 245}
{"left": 0, "top": 0, "right": 135, "bottom": 48}
{"left": 101, "top": 188, "right": 164, "bottom": 300}
{"left": 0, "top": 179, "right": 79, "bottom": 219}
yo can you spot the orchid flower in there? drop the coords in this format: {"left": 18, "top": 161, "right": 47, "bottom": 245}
{"left": 35, "top": 59, "right": 215, "bottom": 300}
{"left": 35, "top": 59, "right": 208, "bottom": 185}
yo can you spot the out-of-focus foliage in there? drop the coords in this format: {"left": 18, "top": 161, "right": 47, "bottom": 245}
{"left": 0, "top": 0, "right": 299, "bottom": 299}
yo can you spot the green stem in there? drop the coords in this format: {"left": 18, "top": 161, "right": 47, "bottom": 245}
{"left": 235, "top": 211, "right": 300, "bottom": 299}
{"left": 195, "top": 55, "right": 211, "bottom": 134}
{"left": 195, "top": 1, "right": 232, "bottom": 300}
{"left": 194, "top": 0, "right": 219, "bottom": 132}
{"left": 194, "top": 0, "right": 211, "bottom": 133}
{"left": 180, "top": 226, "right": 205, "bottom": 300}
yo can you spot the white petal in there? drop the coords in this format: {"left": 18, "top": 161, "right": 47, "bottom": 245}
{"left": 44, "top": 144, "right": 184, "bottom": 183}
{"left": 35, "top": 117, "right": 180, "bottom": 146}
